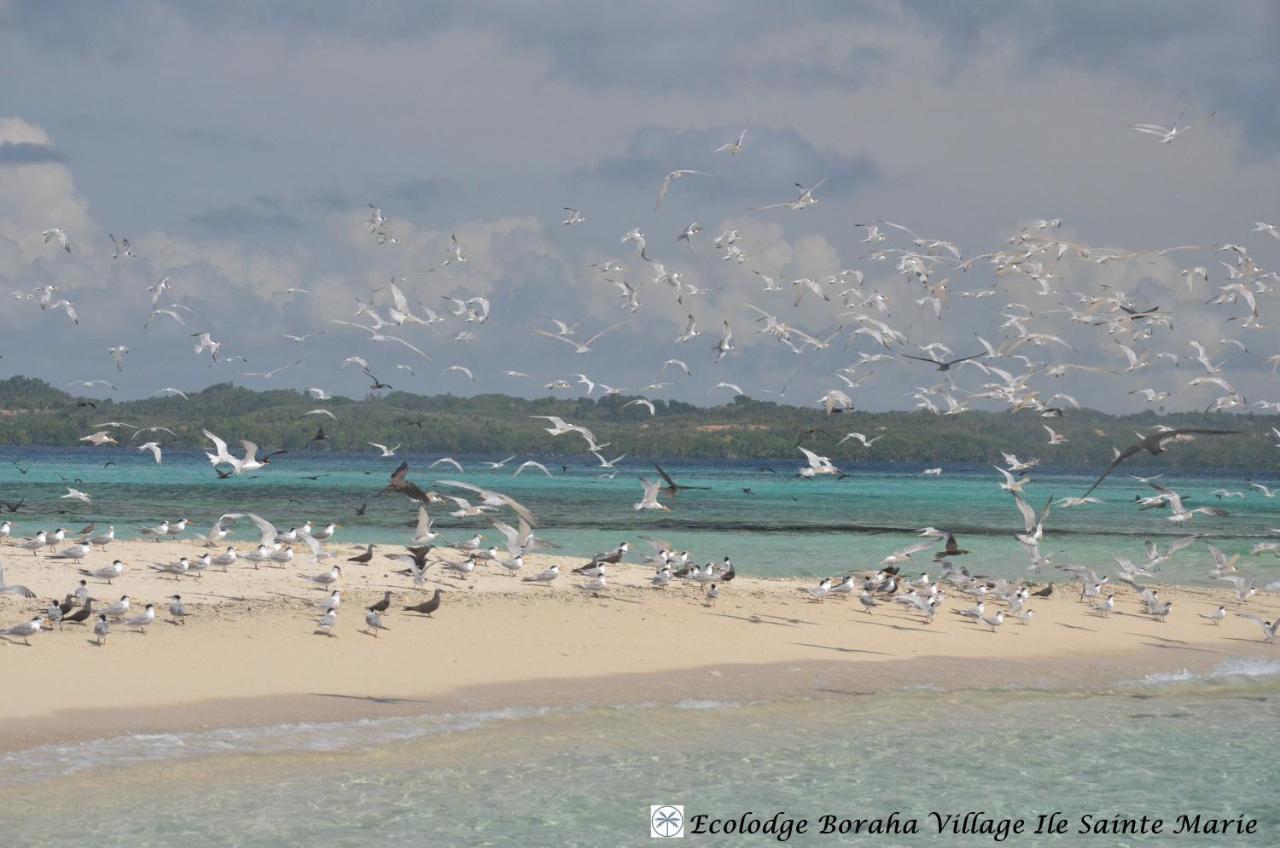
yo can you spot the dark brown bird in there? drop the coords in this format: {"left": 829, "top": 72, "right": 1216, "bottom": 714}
{"left": 655, "top": 463, "right": 711, "bottom": 499}
{"left": 390, "top": 545, "right": 434, "bottom": 576}
{"left": 900, "top": 351, "right": 988, "bottom": 371}
{"left": 369, "top": 590, "right": 393, "bottom": 613}
{"left": 64, "top": 598, "right": 95, "bottom": 624}
{"left": 347, "top": 544, "right": 374, "bottom": 564}
{"left": 934, "top": 532, "right": 969, "bottom": 561}
{"left": 404, "top": 588, "right": 443, "bottom": 615}
{"left": 586, "top": 542, "right": 629, "bottom": 567}
{"left": 1081, "top": 428, "right": 1241, "bottom": 497}
{"left": 380, "top": 462, "right": 433, "bottom": 504}
{"left": 1032, "top": 583, "right": 1054, "bottom": 598}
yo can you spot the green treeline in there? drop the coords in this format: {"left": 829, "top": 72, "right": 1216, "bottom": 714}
{"left": 0, "top": 376, "right": 1277, "bottom": 469}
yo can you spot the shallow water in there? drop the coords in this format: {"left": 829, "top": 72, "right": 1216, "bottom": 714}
{"left": 3, "top": 447, "right": 1279, "bottom": 584}
{"left": 1, "top": 660, "right": 1276, "bottom": 846}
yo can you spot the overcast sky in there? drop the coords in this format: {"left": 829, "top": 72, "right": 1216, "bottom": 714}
{"left": 1, "top": 1, "right": 1278, "bottom": 413}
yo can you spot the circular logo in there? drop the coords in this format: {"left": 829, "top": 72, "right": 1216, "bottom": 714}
{"left": 651, "top": 805, "right": 684, "bottom": 838}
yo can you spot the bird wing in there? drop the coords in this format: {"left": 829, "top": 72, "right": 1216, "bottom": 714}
{"left": 899, "top": 353, "right": 940, "bottom": 365}
{"left": 385, "top": 334, "right": 431, "bottom": 360}
{"left": 436, "top": 481, "right": 537, "bottom": 527}
{"left": 585, "top": 322, "right": 625, "bottom": 346}
{"left": 534, "top": 330, "right": 581, "bottom": 348}
{"left": 1012, "top": 493, "right": 1036, "bottom": 532}
{"left": 1080, "top": 441, "right": 1145, "bottom": 497}
{"left": 218, "top": 512, "right": 276, "bottom": 547}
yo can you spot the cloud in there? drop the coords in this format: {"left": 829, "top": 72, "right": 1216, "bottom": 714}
{"left": 187, "top": 195, "right": 303, "bottom": 235}
{"left": 583, "top": 125, "right": 880, "bottom": 207}
{"left": 0, "top": 141, "right": 68, "bottom": 166}
{"left": 168, "top": 126, "right": 272, "bottom": 152}
{"left": 899, "top": 0, "right": 1280, "bottom": 155}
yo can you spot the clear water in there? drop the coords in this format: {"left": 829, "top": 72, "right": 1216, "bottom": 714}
{"left": 1, "top": 661, "right": 1276, "bottom": 846}
{"left": 3, "top": 446, "right": 1278, "bottom": 583}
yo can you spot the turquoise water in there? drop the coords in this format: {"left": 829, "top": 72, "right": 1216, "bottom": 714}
{"left": 3, "top": 447, "right": 1278, "bottom": 583}
{"left": 1, "top": 659, "right": 1277, "bottom": 846}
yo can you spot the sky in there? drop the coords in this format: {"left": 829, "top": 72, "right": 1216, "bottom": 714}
{"left": 1, "top": 0, "right": 1278, "bottom": 413}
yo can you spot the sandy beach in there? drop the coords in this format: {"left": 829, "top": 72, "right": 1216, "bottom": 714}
{"left": 2, "top": 537, "right": 1275, "bottom": 752}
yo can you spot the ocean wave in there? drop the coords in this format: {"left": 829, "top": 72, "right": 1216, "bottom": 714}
{"left": 0, "top": 705, "right": 565, "bottom": 787}
{"left": 1132, "top": 657, "right": 1280, "bottom": 687}
{"left": 674, "top": 698, "right": 741, "bottom": 710}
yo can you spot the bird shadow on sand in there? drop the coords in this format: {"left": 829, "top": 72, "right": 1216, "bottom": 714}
{"left": 1056, "top": 622, "right": 1097, "bottom": 632}
{"left": 307, "top": 692, "right": 431, "bottom": 705}
{"left": 1135, "top": 638, "right": 1221, "bottom": 654}
{"left": 789, "top": 642, "right": 892, "bottom": 656}
{"left": 711, "top": 612, "right": 801, "bottom": 627}
{"left": 1128, "top": 632, "right": 1186, "bottom": 645}
{"left": 752, "top": 612, "right": 819, "bottom": 625}
{"left": 855, "top": 618, "right": 938, "bottom": 634}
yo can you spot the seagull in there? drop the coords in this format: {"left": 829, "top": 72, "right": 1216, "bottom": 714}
{"left": 514, "top": 460, "right": 553, "bottom": 477}
{"left": 79, "top": 431, "right": 119, "bottom": 447}
{"left": 534, "top": 322, "right": 624, "bottom": 354}
{"left": 754, "top": 178, "right": 826, "bottom": 211}
{"left": 429, "top": 457, "right": 464, "bottom": 473}
{"left": 837, "top": 432, "right": 884, "bottom": 448}
{"left": 979, "top": 610, "right": 1006, "bottom": 632}
{"left": 93, "top": 614, "right": 110, "bottom": 645}
{"left": 61, "top": 487, "right": 92, "bottom": 504}
{"left": 42, "top": 227, "right": 71, "bottom": 252}
{"left": 1198, "top": 606, "right": 1227, "bottom": 625}
{"left": 561, "top": 207, "right": 586, "bottom": 225}
{"left": 0, "top": 562, "right": 35, "bottom": 598}
{"left": 634, "top": 477, "right": 668, "bottom": 511}
{"left": 79, "top": 560, "right": 125, "bottom": 583}
{"left": 363, "top": 607, "right": 390, "bottom": 637}
{"left": 576, "top": 569, "right": 608, "bottom": 595}
{"left": 191, "top": 331, "right": 222, "bottom": 362}
{"left": 1237, "top": 613, "right": 1278, "bottom": 642}
{"left": 368, "top": 442, "right": 400, "bottom": 458}
{"left": 2, "top": 616, "right": 43, "bottom": 645}
{"left": 655, "top": 169, "right": 710, "bottom": 209}
{"left": 715, "top": 129, "right": 746, "bottom": 155}
{"left": 137, "top": 441, "right": 163, "bottom": 463}
{"left": 302, "top": 565, "right": 342, "bottom": 587}
{"left": 806, "top": 578, "right": 833, "bottom": 602}
{"left": 315, "top": 609, "right": 338, "bottom": 637}
{"left": 167, "top": 595, "right": 189, "bottom": 625}
{"left": 1128, "top": 109, "right": 1215, "bottom": 143}
{"left": 107, "top": 345, "right": 130, "bottom": 371}
{"left": 522, "top": 564, "right": 560, "bottom": 584}
{"left": 51, "top": 541, "right": 92, "bottom": 562}
{"left": 109, "top": 233, "right": 135, "bottom": 258}
{"left": 18, "top": 530, "right": 48, "bottom": 556}
{"left": 1013, "top": 493, "right": 1053, "bottom": 547}
{"left": 1094, "top": 594, "right": 1115, "bottom": 618}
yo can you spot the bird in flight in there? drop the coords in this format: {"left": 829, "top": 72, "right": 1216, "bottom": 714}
{"left": 1081, "top": 428, "right": 1241, "bottom": 497}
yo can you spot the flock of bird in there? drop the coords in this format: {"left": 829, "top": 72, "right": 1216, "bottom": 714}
{"left": 3, "top": 117, "right": 1280, "bottom": 646}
